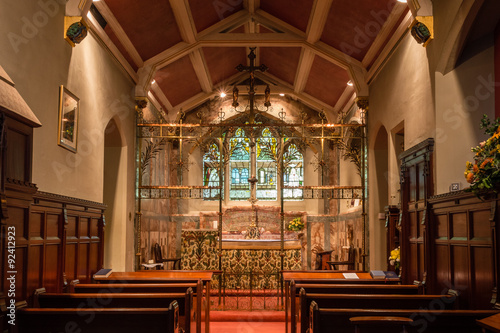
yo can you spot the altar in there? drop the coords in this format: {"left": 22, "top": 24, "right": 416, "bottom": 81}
{"left": 180, "top": 229, "right": 303, "bottom": 289}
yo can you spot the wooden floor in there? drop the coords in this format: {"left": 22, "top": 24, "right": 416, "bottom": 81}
{"left": 209, "top": 310, "right": 285, "bottom": 333}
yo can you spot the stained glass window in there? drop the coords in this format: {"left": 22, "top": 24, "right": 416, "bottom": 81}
{"left": 256, "top": 128, "right": 277, "bottom": 200}
{"left": 203, "top": 142, "right": 222, "bottom": 200}
{"left": 229, "top": 128, "right": 250, "bottom": 200}
{"left": 283, "top": 143, "right": 303, "bottom": 200}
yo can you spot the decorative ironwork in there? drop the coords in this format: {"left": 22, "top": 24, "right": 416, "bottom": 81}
{"left": 140, "top": 138, "right": 166, "bottom": 175}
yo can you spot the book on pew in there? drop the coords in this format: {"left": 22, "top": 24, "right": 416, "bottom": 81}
{"left": 370, "top": 270, "right": 386, "bottom": 279}
{"left": 342, "top": 273, "right": 359, "bottom": 279}
{"left": 383, "top": 271, "right": 399, "bottom": 279}
{"left": 94, "top": 268, "right": 112, "bottom": 278}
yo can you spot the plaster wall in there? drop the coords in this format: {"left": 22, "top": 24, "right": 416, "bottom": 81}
{"left": 0, "top": 0, "right": 136, "bottom": 202}
{"left": 435, "top": 39, "right": 495, "bottom": 194}
{"left": 368, "top": 33, "right": 434, "bottom": 269}
{"left": 0, "top": 1, "right": 137, "bottom": 271}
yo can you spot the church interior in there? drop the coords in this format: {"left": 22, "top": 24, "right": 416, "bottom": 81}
{"left": 1, "top": 0, "right": 500, "bottom": 332}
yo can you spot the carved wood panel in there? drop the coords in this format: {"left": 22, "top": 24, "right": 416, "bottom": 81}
{"left": 400, "top": 138, "right": 434, "bottom": 285}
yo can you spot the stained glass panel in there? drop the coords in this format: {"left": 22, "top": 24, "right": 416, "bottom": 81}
{"left": 256, "top": 128, "right": 277, "bottom": 200}
{"left": 283, "top": 144, "right": 303, "bottom": 200}
{"left": 230, "top": 129, "right": 250, "bottom": 200}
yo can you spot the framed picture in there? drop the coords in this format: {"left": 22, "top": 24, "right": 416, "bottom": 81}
{"left": 58, "top": 86, "right": 79, "bottom": 152}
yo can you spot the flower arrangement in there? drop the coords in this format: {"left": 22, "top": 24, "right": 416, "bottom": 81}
{"left": 286, "top": 217, "right": 304, "bottom": 231}
{"left": 389, "top": 246, "right": 400, "bottom": 270}
{"left": 464, "top": 115, "right": 500, "bottom": 196}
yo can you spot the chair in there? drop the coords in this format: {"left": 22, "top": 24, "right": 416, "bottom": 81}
{"left": 315, "top": 250, "right": 334, "bottom": 270}
{"left": 328, "top": 246, "right": 355, "bottom": 270}
{"left": 153, "top": 243, "right": 181, "bottom": 270}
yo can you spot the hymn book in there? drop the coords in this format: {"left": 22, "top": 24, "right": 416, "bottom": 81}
{"left": 94, "top": 268, "right": 112, "bottom": 278}
{"left": 342, "top": 272, "right": 359, "bottom": 279}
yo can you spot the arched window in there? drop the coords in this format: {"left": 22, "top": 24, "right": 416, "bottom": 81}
{"left": 283, "top": 143, "right": 303, "bottom": 200}
{"left": 256, "top": 128, "right": 277, "bottom": 200}
{"left": 203, "top": 142, "right": 222, "bottom": 200}
{"left": 229, "top": 128, "right": 250, "bottom": 200}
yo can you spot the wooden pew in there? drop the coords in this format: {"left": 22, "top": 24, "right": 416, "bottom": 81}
{"left": 309, "top": 302, "right": 500, "bottom": 333}
{"left": 18, "top": 302, "right": 180, "bottom": 333}
{"left": 93, "top": 271, "right": 213, "bottom": 333}
{"left": 71, "top": 282, "right": 198, "bottom": 294}
{"left": 72, "top": 280, "right": 202, "bottom": 333}
{"left": 282, "top": 270, "right": 401, "bottom": 333}
{"left": 289, "top": 281, "right": 422, "bottom": 333}
{"left": 34, "top": 288, "right": 194, "bottom": 333}
{"left": 299, "top": 289, "right": 456, "bottom": 333}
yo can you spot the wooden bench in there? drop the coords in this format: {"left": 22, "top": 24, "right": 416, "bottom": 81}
{"left": 34, "top": 289, "right": 194, "bottom": 333}
{"left": 309, "top": 302, "right": 500, "bottom": 333}
{"left": 72, "top": 280, "right": 202, "bottom": 333}
{"left": 282, "top": 271, "right": 401, "bottom": 333}
{"left": 299, "top": 289, "right": 456, "bottom": 333}
{"left": 18, "top": 303, "right": 180, "bottom": 333}
{"left": 289, "top": 282, "right": 422, "bottom": 333}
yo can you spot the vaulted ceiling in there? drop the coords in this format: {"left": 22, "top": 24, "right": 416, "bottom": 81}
{"left": 86, "top": 0, "right": 411, "bottom": 120}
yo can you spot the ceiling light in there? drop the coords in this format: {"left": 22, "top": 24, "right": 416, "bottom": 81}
{"left": 397, "top": 0, "right": 407, "bottom": 3}
{"left": 279, "top": 93, "right": 285, "bottom": 96}
{"left": 347, "top": 80, "right": 353, "bottom": 86}
{"left": 220, "top": 92, "right": 226, "bottom": 98}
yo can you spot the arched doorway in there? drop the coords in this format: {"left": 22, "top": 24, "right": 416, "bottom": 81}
{"left": 103, "top": 117, "right": 127, "bottom": 271}
{"left": 370, "top": 125, "right": 389, "bottom": 269}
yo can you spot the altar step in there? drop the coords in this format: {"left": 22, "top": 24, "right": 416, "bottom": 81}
{"left": 209, "top": 289, "right": 283, "bottom": 311}
{"left": 210, "top": 310, "right": 285, "bottom": 321}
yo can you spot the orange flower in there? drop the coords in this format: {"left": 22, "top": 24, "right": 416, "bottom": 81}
{"left": 480, "top": 158, "right": 493, "bottom": 168}
{"left": 473, "top": 164, "right": 479, "bottom": 173}
{"left": 466, "top": 173, "right": 475, "bottom": 183}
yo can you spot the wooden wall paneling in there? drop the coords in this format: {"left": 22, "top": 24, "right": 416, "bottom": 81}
{"left": 429, "top": 192, "right": 497, "bottom": 309}
{"left": 399, "top": 138, "right": 434, "bottom": 286}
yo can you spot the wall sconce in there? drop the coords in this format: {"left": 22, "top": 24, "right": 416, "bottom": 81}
{"left": 64, "top": 16, "right": 88, "bottom": 47}
{"left": 410, "top": 16, "right": 433, "bottom": 47}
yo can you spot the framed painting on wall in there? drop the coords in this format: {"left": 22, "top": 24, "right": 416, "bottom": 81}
{"left": 58, "top": 85, "right": 79, "bottom": 152}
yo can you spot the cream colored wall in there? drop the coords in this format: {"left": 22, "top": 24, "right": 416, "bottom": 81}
{"left": 368, "top": 33, "right": 434, "bottom": 270}
{"left": 367, "top": 4, "right": 496, "bottom": 271}
{"left": 435, "top": 41, "right": 495, "bottom": 194}
{"left": 0, "top": 1, "right": 137, "bottom": 271}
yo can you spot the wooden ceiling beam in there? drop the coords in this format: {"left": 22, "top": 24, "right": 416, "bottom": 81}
{"left": 189, "top": 49, "right": 213, "bottom": 93}
{"left": 92, "top": 0, "right": 144, "bottom": 68}
{"left": 305, "top": 0, "right": 333, "bottom": 43}
{"left": 151, "top": 82, "right": 174, "bottom": 113}
{"left": 197, "top": 10, "right": 251, "bottom": 39}
{"left": 366, "top": 11, "right": 413, "bottom": 83}
{"left": 169, "top": 0, "right": 198, "bottom": 44}
{"left": 362, "top": 2, "right": 408, "bottom": 68}
{"left": 294, "top": 48, "right": 315, "bottom": 93}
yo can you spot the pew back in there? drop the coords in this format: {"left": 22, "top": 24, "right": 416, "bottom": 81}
{"left": 35, "top": 290, "right": 194, "bottom": 333}
{"left": 309, "top": 303, "right": 500, "bottom": 333}
{"left": 18, "top": 303, "right": 180, "bottom": 333}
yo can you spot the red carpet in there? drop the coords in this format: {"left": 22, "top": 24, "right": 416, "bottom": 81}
{"left": 209, "top": 311, "right": 285, "bottom": 333}
{"left": 210, "top": 310, "right": 285, "bottom": 322}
